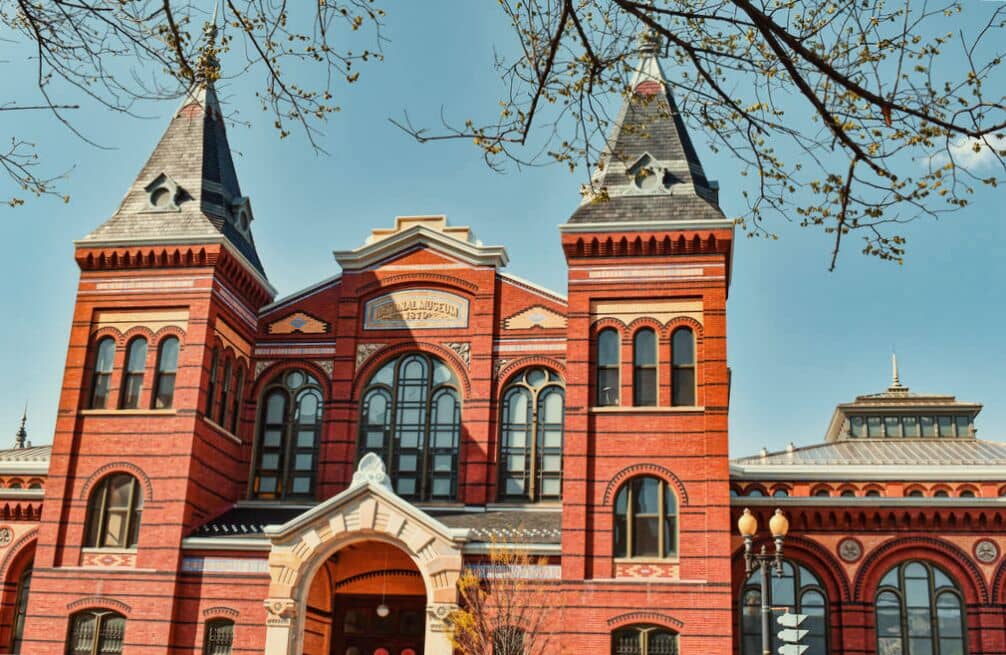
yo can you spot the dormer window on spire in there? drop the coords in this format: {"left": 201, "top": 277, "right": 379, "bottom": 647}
{"left": 144, "top": 173, "right": 187, "bottom": 212}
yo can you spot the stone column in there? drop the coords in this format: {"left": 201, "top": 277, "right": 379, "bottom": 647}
{"left": 264, "top": 598, "right": 298, "bottom": 655}
{"left": 425, "top": 603, "right": 459, "bottom": 655}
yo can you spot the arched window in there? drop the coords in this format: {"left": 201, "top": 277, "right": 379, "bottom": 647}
{"left": 612, "top": 625, "right": 678, "bottom": 655}
{"left": 614, "top": 476, "right": 677, "bottom": 558}
{"left": 118, "top": 337, "right": 148, "bottom": 409}
{"left": 85, "top": 474, "right": 143, "bottom": 549}
{"left": 152, "top": 336, "right": 179, "bottom": 409}
{"left": 596, "top": 328, "right": 620, "bottom": 406}
{"left": 876, "top": 561, "right": 966, "bottom": 655}
{"left": 217, "top": 358, "right": 232, "bottom": 425}
{"left": 493, "top": 625, "right": 526, "bottom": 655}
{"left": 670, "top": 328, "right": 695, "bottom": 406}
{"left": 230, "top": 368, "right": 244, "bottom": 434}
{"left": 203, "top": 618, "right": 235, "bottom": 655}
{"left": 205, "top": 348, "right": 220, "bottom": 416}
{"left": 252, "top": 369, "right": 323, "bottom": 500}
{"left": 66, "top": 610, "right": 125, "bottom": 655}
{"left": 633, "top": 329, "right": 657, "bottom": 406}
{"left": 499, "top": 368, "right": 565, "bottom": 502}
{"left": 358, "top": 354, "right": 461, "bottom": 501}
{"left": 90, "top": 337, "right": 116, "bottom": 409}
{"left": 740, "top": 560, "right": 828, "bottom": 655}
{"left": 11, "top": 563, "right": 31, "bottom": 654}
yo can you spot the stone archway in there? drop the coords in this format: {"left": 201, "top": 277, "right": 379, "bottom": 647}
{"left": 262, "top": 454, "right": 469, "bottom": 655}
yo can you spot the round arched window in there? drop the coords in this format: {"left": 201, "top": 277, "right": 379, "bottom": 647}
{"left": 252, "top": 369, "right": 323, "bottom": 500}
{"left": 358, "top": 353, "right": 461, "bottom": 501}
{"left": 499, "top": 368, "right": 564, "bottom": 502}
{"left": 876, "top": 561, "right": 966, "bottom": 655}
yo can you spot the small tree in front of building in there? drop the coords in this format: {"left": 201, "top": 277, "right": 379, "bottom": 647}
{"left": 450, "top": 540, "right": 561, "bottom": 655}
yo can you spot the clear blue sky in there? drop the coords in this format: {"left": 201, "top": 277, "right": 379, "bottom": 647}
{"left": 2, "top": 2, "right": 1003, "bottom": 455}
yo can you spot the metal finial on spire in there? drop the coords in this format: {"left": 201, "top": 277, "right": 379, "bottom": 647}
{"left": 888, "top": 351, "right": 907, "bottom": 392}
{"left": 14, "top": 404, "right": 27, "bottom": 449}
{"left": 197, "top": 2, "right": 222, "bottom": 86}
{"left": 637, "top": 26, "right": 663, "bottom": 57}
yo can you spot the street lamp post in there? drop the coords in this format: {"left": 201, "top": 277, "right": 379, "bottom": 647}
{"left": 738, "top": 508, "right": 790, "bottom": 655}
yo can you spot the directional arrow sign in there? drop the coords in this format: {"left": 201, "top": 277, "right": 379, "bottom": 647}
{"left": 776, "top": 613, "right": 809, "bottom": 629}
{"left": 778, "top": 645, "right": 809, "bottom": 655}
{"left": 778, "top": 629, "right": 809, "bottom": 643}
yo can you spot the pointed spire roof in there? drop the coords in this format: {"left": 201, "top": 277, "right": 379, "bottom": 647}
{"left": 889, "top": 352, "right": 905, "bottom": 392}
{"left": 78, "top": 17, "right": 266, "bottom": 278}
{"left": 566, "top": 32, "right": 725, "bottom": 226}
{"left": 14, "top": 405, "right": 28, "bottom": 450}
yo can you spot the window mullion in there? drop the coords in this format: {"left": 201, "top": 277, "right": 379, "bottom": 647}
{"left": 626, "top": 484, "right": 634, "bottom": 557}
{"left": 96, "top": 482, "right": 109, "bottom": 547}
{"left": 529, "top": 388, "right": 538, "bottom": 502}
{"left": 658, "top": 480, "right": 665, "bottom": 558}
{"left": 420, "top": 361, "right": 434, "bottom": 501}
{"left": 281, "top": 392, "right": 295, "bottom": 500}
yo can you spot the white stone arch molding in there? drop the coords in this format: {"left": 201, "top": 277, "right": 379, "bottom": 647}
{"left": 261, "top": 453, "right": 469, "bottom": 655}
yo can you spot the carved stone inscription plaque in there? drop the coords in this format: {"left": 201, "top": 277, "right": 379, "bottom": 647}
{"left": 364, "top": 290, "right": 469, "bottom": 330}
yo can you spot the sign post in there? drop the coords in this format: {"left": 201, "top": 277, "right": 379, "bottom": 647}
{"left": 777, "top": 612, "right": 809, "bottom": 655}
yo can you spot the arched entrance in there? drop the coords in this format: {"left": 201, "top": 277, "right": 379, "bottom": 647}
{"left": 307, "top": 540, "right": 427, "bottom": 655}
{"left": 262, "top": 454, "right": 467, "bottom": 655}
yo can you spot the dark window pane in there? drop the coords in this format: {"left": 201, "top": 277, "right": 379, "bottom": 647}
{"left": 633, "top": 329, "right": 656, "bottom": 364}
{"left": 634, "top": 368, "right": 656, "bottom": 406}
{"left": 672, "top": 328, "right": 694, "bottom": 365}
{"left": 850, "top": 416, "right": 865, "bottom": 437}
{"left": 955, "top": 416, "right": 970, "bottom": 437}
{"left": 598, "top": 368, "right": 619, "bottom": 406}
{"left": 937, "top": 416, "right": 954, "bottom": 437}
{"left": 672, "top": 368, "right": 695, "bottom": 406}
{"left": 902, "top": 416, "right": 918, "bottom": 437}
{"left": 867, "top": 416, "right": 883, "bottom": 437}
{"left": 921, "top": 416, "right": 936, "bottom": 437}
{"left": 598, "top": 329, "right": 620, "bottom": 365}
{"left": 885, "top": 416, "right": 900, "bottom": 437}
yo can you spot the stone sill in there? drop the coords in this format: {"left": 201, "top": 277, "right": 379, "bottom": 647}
{"left": 589, "top": 406, "right": 704, "bottom": 414}
{"left": 80, "top": 409, "right": 177, "bottom": 417}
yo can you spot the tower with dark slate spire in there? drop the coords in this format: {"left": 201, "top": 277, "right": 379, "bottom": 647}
{"left": 22, "top": 19, "right": 275, "bottom": 653}
{"left": 14, "top": 406, "right": 28, "bottom": 449}
{"left": 558, "top": 33, "right": 737, "bottom": 654}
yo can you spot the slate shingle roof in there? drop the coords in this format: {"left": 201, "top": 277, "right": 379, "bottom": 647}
{"left": 79, "top": 84, "right": 266, "bottom": 276}
{"left": 192, "top": 505, "right": 562, "bottom": 544}
{"left": 568, "top": 52, "right": 725, "bottom": 225}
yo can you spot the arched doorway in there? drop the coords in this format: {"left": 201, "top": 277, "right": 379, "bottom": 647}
{"left": 307, "top": 541, "right": 426, "bottom": 655}
{"left": 262, "top": 454, "right": 466, "bottom": 655}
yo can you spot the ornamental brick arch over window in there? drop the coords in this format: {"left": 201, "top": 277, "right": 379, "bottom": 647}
{"left": 853, "top": 537, "right": 989, "bottom": 605}
{"left": 352, "top": 343, "right": 472, "bottom": 401}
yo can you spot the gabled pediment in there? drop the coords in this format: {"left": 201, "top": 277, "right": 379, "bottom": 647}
{"left": 334, "top": 216, "right": 508, "bottom": 271}
{"left": 263, "top": 454, "right": 469, "bottom": 545}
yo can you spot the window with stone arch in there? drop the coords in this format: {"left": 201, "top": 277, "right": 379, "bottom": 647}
{"left": 358, "top": 353, "right": 462, "bottom": 501}
{"left": 66, "top": 609, "right": 126, "bottom": 655}
{"left": 251, "top": 368, "right": 324, "bottom": 500}
{"left": 84, "top": 473, "right": 143, "bottom": 549}
{"left": 875, "top": 560, "right": 966, "bottom": 655}
{"left": 613, "top": 476, "right": 678, "bottom": 559}
{"left": 611, "top": 624, "right": 679, "bottom": 655}
{"left": 498, "top": 367, "right": 565, "bottom": 502}
{"left": 740, "top": 560, "right": 828, "bottom": 655}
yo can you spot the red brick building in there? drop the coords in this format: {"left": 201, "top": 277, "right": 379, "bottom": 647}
{"left": 0, "top": 41, "right": 1004, "bottom": 655}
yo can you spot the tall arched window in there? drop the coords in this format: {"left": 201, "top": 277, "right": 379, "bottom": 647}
{"left": 876, "top": 561, "right": 966, "bottom": 655}
{"left": 203, "top": 618, "right": 235, "bottom": 655}
{"left": 597, "top": 328, "right": 620, "bottom": 406}
{"left": 90, "top": 337, "right": 116, "bottom": 409}
{"left": 612, "top": 625, "right": 678, "bottom": 655}
{"left": 217, "top": 358, "right": 232, "bottom": 425}
{"left": 229, "top": 367, "right": 244, "bottom": 434}
{"left": 614, "top": 476, "right": 678, "bottom": 558}
{"left": 11, "top": 563, "right": 32, "bottom": 654}
{"left": 252, "top": 369, "right": 323, "bottom": 500}
{"left": 740, "top": 560, "right": 828, "bottom": 655}
{"left": 152, "top": 336, "right": 179, "bottom": 409}
{"left": 118, "top": 337, "right": 148, "bottom": 409}
{"left": 633, "top": 329, "right": 657, "bottom": 406}
{"left": 85, "top": 474, "right": 143, "bottom": 549}
{"left": 358, "top": 353, "right": 461, "bottom": 501}
{"left": 205, "top": 348, "right": 220, "bottom": 416}
{"left": 671, "top": 328, "right": 695, "bottom": 406}
{"left": 499, "top": 368, "right": 564, "bottom": 502}
{"left": 66, "top": 610, "right": 125, "bottom": 655}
